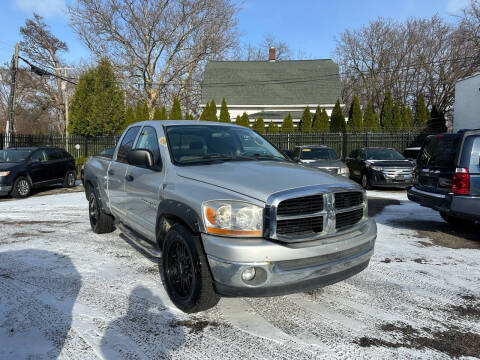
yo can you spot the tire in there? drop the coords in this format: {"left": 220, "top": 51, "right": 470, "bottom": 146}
{"left": 63, "top": 170, "right": 77, "bottom": 188}
{"left": 11, "top": 176, "right": 31, "bottom": 198}
{"left": 440, "top": 212, "right": 475, "bottom": 230}
{"left": 162, "top": 223, "right": 220, "bottom": 313}
{"left": 361, "top": 173, "right": 372, "bottom": 190}
{"left": 88, "top": 191, "right": 115, "bottom": 234}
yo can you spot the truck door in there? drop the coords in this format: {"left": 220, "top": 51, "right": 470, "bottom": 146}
{"left": 125, "top": 125, "right": 164, "bottom": 239}
{"left": 108, "top": 126, "right": 140, "bottom": 219}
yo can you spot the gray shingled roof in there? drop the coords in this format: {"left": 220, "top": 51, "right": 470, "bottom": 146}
{"left": 201, "top": 59, "right": 341, "bottom": 106}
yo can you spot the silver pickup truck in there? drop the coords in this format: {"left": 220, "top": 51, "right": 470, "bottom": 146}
{"left": 83, "top": 121, "right": 377, "bottom": 313}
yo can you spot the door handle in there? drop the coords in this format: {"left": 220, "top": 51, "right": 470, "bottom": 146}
{"left": 125, "top": 175, "right": 134, "bottom": 182}
{"left": 108, "top": 170, "right": 115, "bottom": 176}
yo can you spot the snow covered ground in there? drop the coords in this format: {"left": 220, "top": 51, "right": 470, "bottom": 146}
{"left": 0, "top": 190, "right": 478, "bottom": 359}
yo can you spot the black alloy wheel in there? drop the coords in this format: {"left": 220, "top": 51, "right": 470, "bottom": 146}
{"left": 166, "top": 240, "right": 194, "bottom": 298}
{"left": 89, "top": 192, "right": 99, "bottom": 229}
{"left": 11, "top": 177, "right": 31, "bottom": 198}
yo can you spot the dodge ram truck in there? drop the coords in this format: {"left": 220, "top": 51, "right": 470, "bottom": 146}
{"left": 83, "top": 121, "right": 377, "bottom": 313}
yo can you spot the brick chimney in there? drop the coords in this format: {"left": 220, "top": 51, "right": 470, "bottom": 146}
{"left": 269, "top": 46, "right": 276, "bottom": 62}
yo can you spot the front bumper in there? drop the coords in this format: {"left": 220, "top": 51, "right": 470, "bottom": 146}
{"left": 202, "top": 218, "right": 376, "bottom": 297}
{"left": 0, "top": 185, "right": 12, "bottom": 196}
{"left": 370, "top": 171, "right": 412, "bottom": 188}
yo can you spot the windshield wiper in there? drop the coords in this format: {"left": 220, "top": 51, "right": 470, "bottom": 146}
{"left": 238, "top": 154, "right": 286, "bottom": 161}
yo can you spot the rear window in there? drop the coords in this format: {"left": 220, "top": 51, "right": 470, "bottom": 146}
{"left": 417, "top": 135, "right": 461, "bottom": 168}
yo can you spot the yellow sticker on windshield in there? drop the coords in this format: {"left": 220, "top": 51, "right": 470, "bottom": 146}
{"left": 302, "top": 149, "right": 311, "bottom": 152}
{"left": 159, "top": 137, "right": 167, "bottom": 146}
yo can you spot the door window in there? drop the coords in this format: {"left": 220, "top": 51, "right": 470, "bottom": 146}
{"left": 134, "top": 126, "right": 162, "bottom": 169}
{"left": 45, "top": 148, "right": 63, "bottom": 161}
{"left": 30, "top": 150, "right": 48, "bottom": 163}
{"left": 116, "top": 126, "right": 140, "bottom": 163}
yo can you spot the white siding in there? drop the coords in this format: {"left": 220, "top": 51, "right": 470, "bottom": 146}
{"left": 454, "top": 74, "right": 480, "bottom": 132}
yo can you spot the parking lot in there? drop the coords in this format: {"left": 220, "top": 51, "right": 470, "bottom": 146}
{"left": 0, "top": 187, "right": 479, "bottom": 359}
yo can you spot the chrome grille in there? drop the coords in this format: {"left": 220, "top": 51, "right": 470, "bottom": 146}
{"left": 276, "top": 216, "right": 323, "bottom": 235}
{"left": 266, "top": 185, "right": 366, "bottom": 243}
{"left": 335, "top": 192, "right": 363, "bottom": 209}
{"left": 336, "top": 209, "right": 364, "bottom": 230}
{"left": 277, "top": 195, "right": 323, "bottom": 216}
{"left": 382, "top": 168, "right": 412, "bottom": 177}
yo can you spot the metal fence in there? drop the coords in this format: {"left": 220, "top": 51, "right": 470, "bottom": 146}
{"left": 1, "top": 131, "right": 427, "bottom": 160}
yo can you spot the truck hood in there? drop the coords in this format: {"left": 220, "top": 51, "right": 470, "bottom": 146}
{"left": 176, "top": 160, "right": 358, "bottom": 202}
{"left": 300, "top": 159, "right": 346, "bottom": 168}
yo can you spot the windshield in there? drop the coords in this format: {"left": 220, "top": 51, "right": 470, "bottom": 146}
{"left": 165, "top": 125, "right": 286, "bottom": 165}
{"left": 365, "top": 148, "right": 405, "bottom": 160}
{"left": 0, "top": 149, "right": 33, "bottom": 163}
{"left": 299, "top": 147, "right": 339, "bottom": 160}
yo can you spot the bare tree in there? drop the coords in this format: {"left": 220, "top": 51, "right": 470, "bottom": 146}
{"left": 68, "top": 0, "right": 239, "bottom": 115}
{"left": 19, "top": 13, "right": 69, "bottom": 134}
{"left": 240, "top": 34, "right": 292, "bottom": 61}
{"left": 335, "top": 15, "right": 480, "bottom": 120}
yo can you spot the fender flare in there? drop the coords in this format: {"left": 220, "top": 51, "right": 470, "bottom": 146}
{"left": 156, "top": 200, "right": 204, "bottom": 247}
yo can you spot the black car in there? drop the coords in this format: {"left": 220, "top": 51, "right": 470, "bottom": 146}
{"left": 292, "top": 145, "right": 350, "bottom": 177}
{"left": 0, "top": 147, "right": 76, "bottom": 198}
{"left": 346, "top": 147, "right": 414, "bottom": 189}
{"left": 408, "top": 130, "right": 480, "bottom": 228}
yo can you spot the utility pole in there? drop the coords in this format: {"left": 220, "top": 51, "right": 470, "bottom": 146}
{"left": 5, "top": 43, "right": 19, "bottom": 149}
{"left": 55, "top": 67, "right": 74, "bottom": 151}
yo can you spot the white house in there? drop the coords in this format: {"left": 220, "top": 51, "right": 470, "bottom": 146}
{"left": 200, "top": 48, "right": 343, "bottom": 126}
{"left": 454, "top": 73, "right": 480, "bottom": 132}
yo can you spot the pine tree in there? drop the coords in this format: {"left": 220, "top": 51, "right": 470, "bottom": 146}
{"left": 392, "top": 102, "right": 402, "bottom": 132}
{"left": 141, "top": 101, "right": 149, "bottom": 120}
{"left": 240, "top": 112, "right": 250, "bottom": 127}
{"left": 299, "top": 106, "right": 312, "bottom": 133}
{"left": 252, "top": 117, "right": 265, "bottom": 133}
{"left": 414, "top": 93, "right": 429, "bottom": 129}
{"left": 200, "top": 103, "right": 209, "bottom": 121}
{"left": 401, "top": 105, "right": 412, "bottom": 131}
{"left": 380, "top": 91, "right": 393, "bottom": 131}
{"left": 363, "top": 100, "right": 376, "bottom": 132}
{"left": 281, "top": 113, "right": 294, "bottom": 133}
{"left": 428, "top": 105, "right": 447, "bottom": 133}
{"left": 312, "top": 106, "right": 322, "bottom": 132}
{"left": 208, "top": 99, "right": 217, "bottom": 121}
{"left": 330, "top": 99, "right": 346, "bottom": 132}
{"left": 124, "top": 105, "right": 135, "bottom": 128}
{"left": 169, "top": 97, "right": 183, "bottom": 120}
{"left": 70, "top": 58, "right": 125, "bottom": 136}
{"left": 219, "top": 97, "right": 231, "bottom": 123}
{"left": 135, "top": 101, "right": 143, "bottom": 123}
{"left": 374, "top": 113, "right": 381, "bottom": 131}
{"left": 69, "top": 67, "right": 95, "bottom": 135}
{"left": 235, "top": 115, "right": 241, "bottom": 125}
{"left": 268, "top": 121, "right": 279, "bottom": 133}
{"left": 184, "top": 112, "right": 195, "bottom": 120}
{"left": 348, "top": 96, "right": 363, "bottom": 132}
{"left": 153, "top": 107, "right": 162, "bottom": 120}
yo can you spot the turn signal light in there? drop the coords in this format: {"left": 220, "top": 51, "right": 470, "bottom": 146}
{"left": 452, "top": 168, "right": 470, "bottom": 195}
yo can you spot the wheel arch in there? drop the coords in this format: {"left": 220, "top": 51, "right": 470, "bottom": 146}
{"left": 156, "top": 200, "right": 204, "bottom": 249}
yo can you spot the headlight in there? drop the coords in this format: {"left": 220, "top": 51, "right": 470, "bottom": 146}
{"left": 202, "top": 200, "right": 263, "bottom": 237}
{"left": 369, "top": 165, "right": 383, "bottom": 171}
{"left": 0, "top": 171, "right": 11, "bottom": 177}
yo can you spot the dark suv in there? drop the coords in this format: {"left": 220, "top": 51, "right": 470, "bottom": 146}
{"left": 0, "top": 147, "right": 76, "bottom": 198}
{"left": 408, "top": 130, "right": 480, "bottom": 227}
{"left": 346, "top": 147, "right": 414, "bottom": 189}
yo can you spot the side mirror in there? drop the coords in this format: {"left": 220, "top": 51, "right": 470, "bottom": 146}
{"left": 127, "top": 149, "right": 154, "bottom": 169}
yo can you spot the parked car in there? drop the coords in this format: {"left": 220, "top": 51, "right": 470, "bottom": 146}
{"left": 83, "top": 121, "right": 377, "bottom": 313}
{"left": 408, "top": 130, "right": 480, "bottom": 228}
{"left": 403, "top": 147, "right": 421, "bottom": 166}
{"left": 0, "top": 147, "right": 76, "bottom": 198}
{"left": 346, "top": 147, "right": 414, "bottom": 189}
{"left": 291, "top": 145, "right": 349, "bottom": 177}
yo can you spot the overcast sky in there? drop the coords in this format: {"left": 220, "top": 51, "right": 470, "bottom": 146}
{"left": 0, "top": 0, "right": 472, "bottom": 66}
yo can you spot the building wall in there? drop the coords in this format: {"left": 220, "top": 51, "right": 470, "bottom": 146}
{"left": 454, "top": 74, "right": 480, "bottom": 132}
{"left": 199, "top": 104, "right": 340, "bottom": 125}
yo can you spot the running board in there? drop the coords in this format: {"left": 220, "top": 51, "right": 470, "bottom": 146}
{"left": 117, "top": 222, "right": 162, "bottom": 258}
